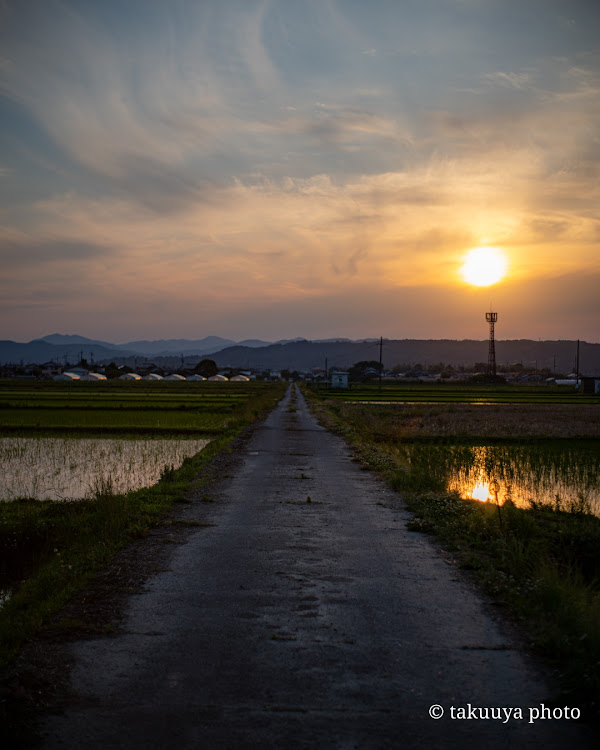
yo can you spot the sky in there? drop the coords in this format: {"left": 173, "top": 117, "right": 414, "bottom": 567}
{"left": 1, "top": 0, "right": 599, "bottom": 344}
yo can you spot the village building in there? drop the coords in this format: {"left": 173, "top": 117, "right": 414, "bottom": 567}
{"left": 331, "top": 371, "right": 349, "bottom": 389}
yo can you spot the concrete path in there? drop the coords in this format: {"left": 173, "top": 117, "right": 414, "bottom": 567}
{"left": 42, "top": 386, "right": 591, "bottom": 748}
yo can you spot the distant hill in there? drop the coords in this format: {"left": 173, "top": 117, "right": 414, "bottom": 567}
{"left": 236, "top": 339, "right": 273, "bottom": 348}
{"left": 0, "top": 334, "right": 258, "bottom": 364}
{"left": 121, "top": 336, "right": 236, "bottom": 355}
{"left": 2, "top": 335, "right": 599, "bottom": 375}
{"left": 213, "top": 339, "right": 600, "bottom": 376}
{"left": 40, "top": 334, "right": 239, "bottom": 357}
{"left": 41, "top": 333, "right": 117, "bottom": 348}
{"left": 0, "top": 339, "right": 133, "bottom": 365}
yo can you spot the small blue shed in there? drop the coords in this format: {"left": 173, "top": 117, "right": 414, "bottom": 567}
{"left": 331, "top": 371, "right": 349, "bottom": 389}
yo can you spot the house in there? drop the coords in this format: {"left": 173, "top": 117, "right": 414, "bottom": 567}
{"left": 41, "top": 361, "right": 62, "bottom": 377}
{"left": 331, "top": 371, "right": 349, "bottom": 389}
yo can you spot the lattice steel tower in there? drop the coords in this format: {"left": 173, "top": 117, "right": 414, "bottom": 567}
{"left": 486, "top": 311, "right": 498, "bottom": 378}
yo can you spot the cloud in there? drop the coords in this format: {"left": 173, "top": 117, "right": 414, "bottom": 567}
{"left": 0, "top": 238, "right": 110, "bottom": 266}
{"left": 483, "top": 71, "right": 534, "bottom": 89}
{"left": 0, "top": 0, "right": 599, "bottom": 341}
{"left": 0, "top": 2, "right": 279, "bottom": 197}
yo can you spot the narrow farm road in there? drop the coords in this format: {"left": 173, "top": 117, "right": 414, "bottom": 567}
{"left": 42, "top": 386, "right": 591, "bottom": 749}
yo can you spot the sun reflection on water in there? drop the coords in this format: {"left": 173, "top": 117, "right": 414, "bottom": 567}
{"left": 438, "top": 442, "right": 600, "bottom": 516}
{"left": 469, "top": 481, "right": 491, "bottom": 503}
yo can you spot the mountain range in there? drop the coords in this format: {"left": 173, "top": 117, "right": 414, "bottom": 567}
{"left": 0, "top": 334, "right": 358, "bottom": 366}
{"left": 1, "top": 334, "right": 599, "bottom": 376}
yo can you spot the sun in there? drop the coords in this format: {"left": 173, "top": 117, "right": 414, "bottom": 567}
{"left": 460, "top": 247, "right": 508, "bottom": 287}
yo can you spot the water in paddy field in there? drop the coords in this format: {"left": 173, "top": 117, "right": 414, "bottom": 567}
{"left": 0, "top": 437, "right": 210, "bottom": 501}
{"left": 403, "top": 441, "right": 600, "bottom": 517}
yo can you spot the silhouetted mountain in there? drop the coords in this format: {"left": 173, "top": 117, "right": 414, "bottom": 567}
{"left": 40, "top": 333, "right": 239, "bottom": 356}
{"left": 122, "top": 336, "right": 236, "bottom": 355}
{"left": 0, "top": 339, "right": 133, "bottom": 365}
{"left": 41, "top": 333, "right": 116, "bottom": 348}
{"left": 2, "top": 336, "right": 599, "bottom": 375}
{"left": 212, "top": 339, "right": 600, "bottom": 376}
{"left": 234, "top": 339, "right": 272, "bottom": 348}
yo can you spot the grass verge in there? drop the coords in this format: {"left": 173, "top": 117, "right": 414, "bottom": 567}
{"left": 305, "top": 389, "right": 600, "bottom": 721}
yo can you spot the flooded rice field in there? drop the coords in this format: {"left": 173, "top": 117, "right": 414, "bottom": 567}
{"left": 0, "top": 436, "right": 210, "bottom": 501}
{"left": 400, "top": 441, "right": 600, "bottom": 516}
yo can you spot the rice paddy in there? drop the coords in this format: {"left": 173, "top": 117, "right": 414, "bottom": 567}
{"left": 0, "top": 379, "right": 264, "bottom": 435}
{"left": 315, "top": 395, "right": 600, "bottom": 515}
{"left": 0, "top": 436, "right": 210, "bottom": 501}
{"left": 391, "top": 441, "right": 600, "bottom": 516}
{"left": 310, "top": 382, "right": 600, "bottom": 404}
{"left": 0, "top": 379, "right": 283, "bottom": 502}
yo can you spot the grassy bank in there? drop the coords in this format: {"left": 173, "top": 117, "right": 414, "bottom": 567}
{"left": 0, "top": 382, "right": 286, "bottom": 666}
{"left": 306, "top": 391, "right": 600, "bottom": 720}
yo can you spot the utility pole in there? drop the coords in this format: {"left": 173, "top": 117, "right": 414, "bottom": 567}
{"left": 325, "top": 357, "right": 328, "bottom": 388}
{"left": 576, "top": 339, "right": 580, "bottom": 384}
{"left": 379, "top": 336, "right": 383, "bottom": 391}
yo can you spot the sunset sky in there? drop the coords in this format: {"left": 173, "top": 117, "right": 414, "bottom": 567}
{"left": 1, "top": 0, "right": 599, "bottom": 343}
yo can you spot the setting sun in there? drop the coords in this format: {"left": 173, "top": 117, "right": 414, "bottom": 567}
{"left": 460, "top": 247, "right": 508, "bottom": 287}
